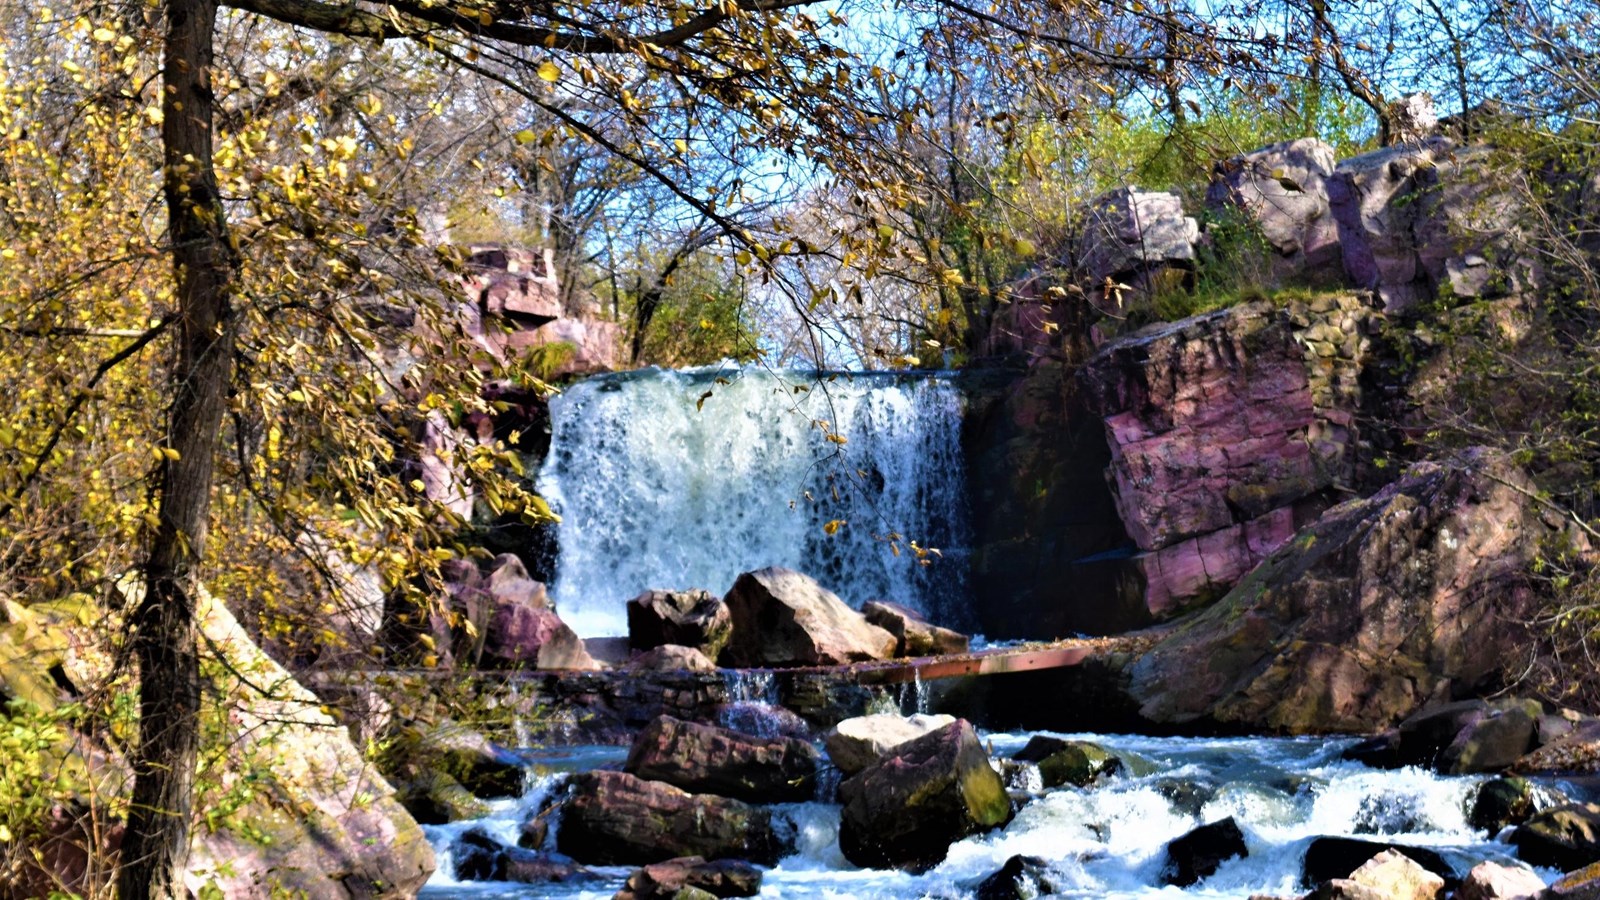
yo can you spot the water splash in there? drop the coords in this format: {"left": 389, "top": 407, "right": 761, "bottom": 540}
{"left": 537, "top": 366, "right": 971, "bottom": 637}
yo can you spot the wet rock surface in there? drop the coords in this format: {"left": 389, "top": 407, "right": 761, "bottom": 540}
{"left": 1161, "top": 816, "right": 1248, "bottom": 886}
{"left": 1509, "top": 802, "right": 1600, "bottom": 872}
{"left": 556, "top": 771, "right": 783, "bottom": 866}
{"left": 837, "top": 719, "right": 1012, "bottom": 869}
{"left": 612, "top": 856, "right": 763, "bottom": 900}
{"left": 623, "top": 714, "right": 820, "bottom": 804}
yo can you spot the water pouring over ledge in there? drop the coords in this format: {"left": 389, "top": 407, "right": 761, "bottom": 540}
{"left": 536, "top": 366, "right": 972, "bottom": 639}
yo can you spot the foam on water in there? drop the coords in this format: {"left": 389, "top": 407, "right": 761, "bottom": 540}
{"left": 421, "top": 732, "right": 1564, "bottom": 900}
{"left": 536, "top": 366, "right": 971, "bottom": 637}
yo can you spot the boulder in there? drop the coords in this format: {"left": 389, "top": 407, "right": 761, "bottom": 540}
{"left": 1471, "top": 777, "right": 1551, "bottom": 834}
{"left": 450, "top": 829, "right": 598, "bottom": 885}
{"left": 631, "top": 644, "right": 718, "bottom": 673}
{"left": 1509, "top": 803, "right": 1600, "bottom": 872}
{"left": 628, "top": 589, "right": 733, "bottom": 660}
{"left": 623, "top": 715, "right": 820, "bottom": 804}
{"left": 1161, "top": 817, "right": 1248, "bottom": 887}
{"left": 481, "top": 601, "right": 599, "bottom": 670}
{"left": 861, "top": 601, "right": 969, "bottom": 657}
{"left": 1302, "top": 838, "right": 1453, "bottom": 888}
{"left": 1205, "top": 138, "right": 1343, "bottom": 285}
{"left": 1344, "top": 850, "right": 1446, "bottom": 900}
{"left": 973, "top": 855, "right": 1060, "bottom": 900}
{"left": 556, "top": 771, "right": 782, "bottom": 866}
{"left": 485, "top": 553, "right": 547, "bottom": 608}
{"left": 1457, "top": 860, "right": 1544, "bottom": 900}
{"left": 613, "top": 856, "right": 762, "bottom": 900}
{"left": 1074, "top": 187, "right": 1199, "bottom": 295}
{"left": 837, "top": 719, "right": 1011, "bottom": 869}
{"left": 824, "top": 714, "right": 957, "bottom": 776}
{"left": 1306, "top": 882, "right": 1392, "bottom": 900}
{"left": 1395, "top": 699, "right": 1542, "bottom": 774}
{"left": 2, "top": 589, "right": 435, "bottom": 899}
{"left": 1012, "top": 736, "right": 1121, "bottom": 789}
{"left": 1546, "top": 862, "right": 1600, "bottom": 899}
{"left": 1445, "top": 698, "right": 1542, "bottom": 771}
{"left": 719, "top": 568, "right": 896, "bottom": 667}
{"left": 179, "top": 588, "right": 435, "bottom": 898}
{"left": 1129, "top": 451, "right": 1554, "bottom": 733}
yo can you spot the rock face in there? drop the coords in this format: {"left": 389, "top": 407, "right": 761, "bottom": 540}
{"left": 556, "top": 771, "right": 781, "bottom": 866}
{"left": 1509, "top": 803, "right": 1600, "bottom": 871}
{"left": 837, "top": 719, "right": 1011, "bottom": 869}
{"left": 480, "top": 601, "right": 599, "bottom": 670}
{"left": 861, "top": 601, "right": 968, "bottom": 656}
{"left": 179, "top": 589, "right": 436, "bottom": 898}
{"left": 719, "top": 568, "right": 896, "bottom": 667}
{"left": 1326, "top": 139, "right": 1535, "bottom": 311}
{"left": 1080, "top": 295, "right": 1374, "bottom": 615}
{"left": 1129, "top": 450, "right": 1554, "bottom": 732}
{"left": 629, "top": 589, "right": 734, "bottom": 660}
{"left": 5, "top": 589, "right": 435, "bottom": 899}
{"left": 623, "top": 715, "right": 820, "bottom": 804}
{"left": 458, "top": 244, "right": 621, "bottom": 378}
{"left": 1206, "top": 138, "right": 1343, "bottom": 285}
{"left": 824, "top": 714, "right": 958, "bottom": 777}
{"left": 1161, "top": 817, "right": 1248, "bottom": 886}
{"left": 962, "top": 362, "right": 1137, "bottom": 638}
{"left": 1074, "top": 187, "right": 1199, "bottom": 299}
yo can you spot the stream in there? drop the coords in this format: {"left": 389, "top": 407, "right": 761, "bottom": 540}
{"left": 418, "top": 730, "right": 1572, "bottom": 899}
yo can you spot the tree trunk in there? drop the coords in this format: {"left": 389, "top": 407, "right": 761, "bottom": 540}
{"left": 118, "top": 0, "right": 236, "bottom": 895}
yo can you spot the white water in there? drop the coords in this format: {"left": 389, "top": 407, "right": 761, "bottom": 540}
{"left": 536, "top": 366, "right": 971, "bottom": 637}
{"left": 419, "top": 733, "right": 1564, "bottom": 900}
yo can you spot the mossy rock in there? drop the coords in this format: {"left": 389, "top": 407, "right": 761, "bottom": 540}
{"left": 1014, "top": 736, "right": 1123, "bottom": 788}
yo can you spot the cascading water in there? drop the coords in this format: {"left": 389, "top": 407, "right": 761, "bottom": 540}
{"left": 420, "top": 732, "right": 1570, "bottom": 900}
{"left": 536, "top": 365, "right": 971, "bottom": 637}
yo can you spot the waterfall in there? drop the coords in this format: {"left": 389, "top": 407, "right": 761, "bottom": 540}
{"left": 536, "top": 365, "right": 971, "bottom": 638}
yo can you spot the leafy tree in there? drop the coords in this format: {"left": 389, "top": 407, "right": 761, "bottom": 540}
{"left": 0, "top": 0, "right": 1380, "bottom": 894}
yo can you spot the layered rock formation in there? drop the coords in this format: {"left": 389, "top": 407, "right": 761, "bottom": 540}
{"left": 1078, "top": 292, "right": 1377, "bottom": 616}
{"left": 1128, "top": 450, "right": 1557, "bottom": 732}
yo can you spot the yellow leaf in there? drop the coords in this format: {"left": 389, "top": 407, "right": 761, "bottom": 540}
{"left": 514, "top": 129, "right": 536, "bottom": 144}
{"left": 61, "top": 60, "right": 82, "bottom": 74}
{"left": 823, "top": 519, "right": 845, "bottom": 536}
{"left": 92, "top": 26, "right": 115, "bottom": 42}
{"left": 674, "top": 138, "right": 688, "bottom": 154}
{"left": 477, "top": 9, "right": 493, "bottom": 25}
{"left": 287, "top": 389, "right": 307, "bottom": 402}
{"left": 537, "top": 61, "right": 560, "bottom": 82}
